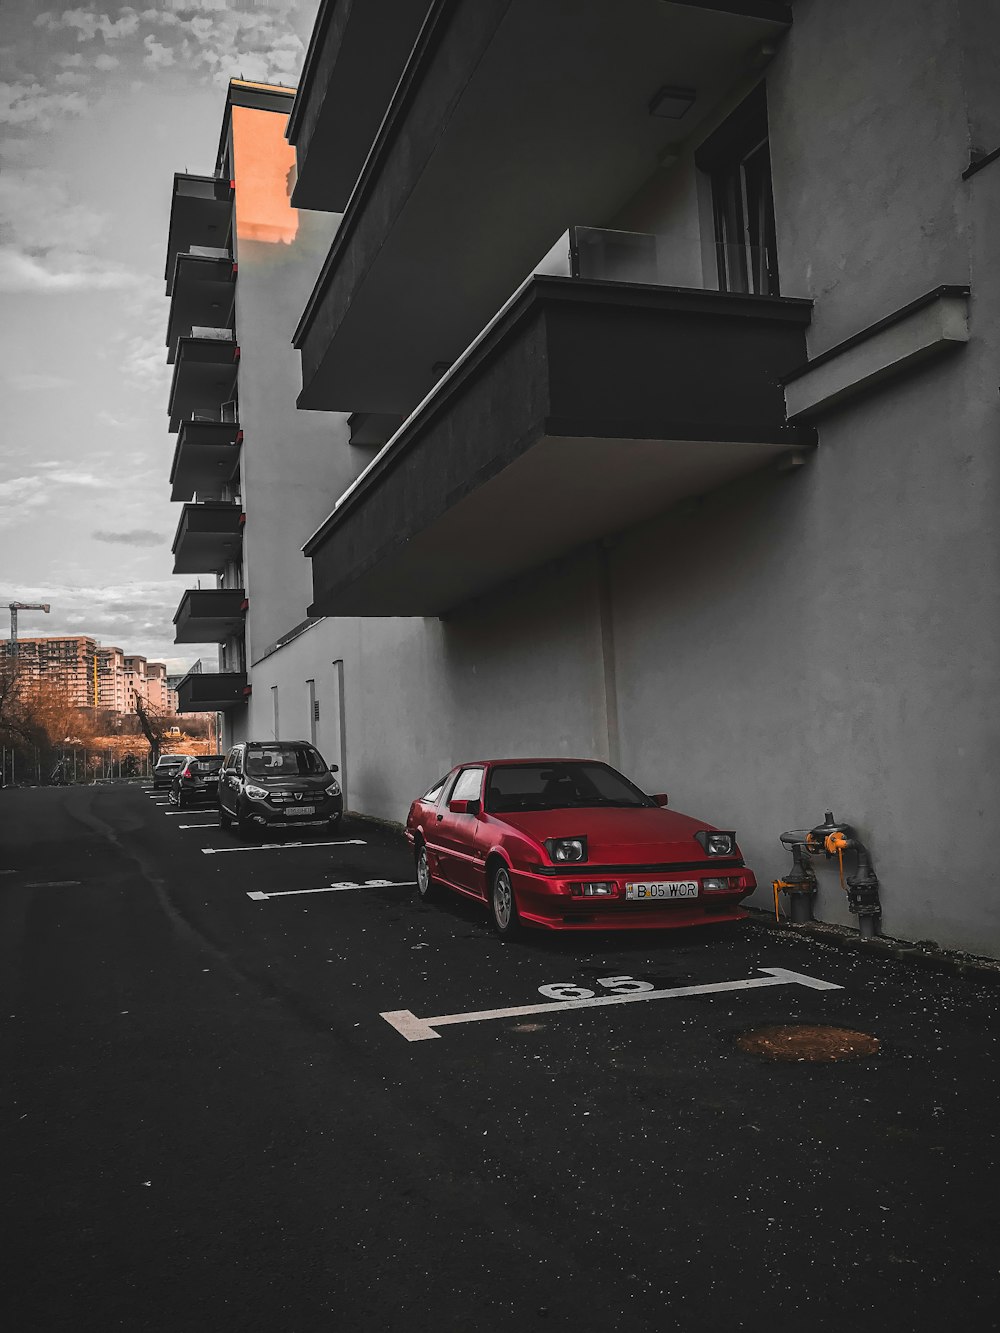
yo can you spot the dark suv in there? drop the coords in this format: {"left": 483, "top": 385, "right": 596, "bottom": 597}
{"left": 169, "top": 755, "right": 224, "bottom": 808}
{"left": 218, "top": 741, "right": 343, "bottom": 836}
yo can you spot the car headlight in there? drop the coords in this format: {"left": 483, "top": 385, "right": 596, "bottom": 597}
{"left": 325, "top": 779, "right": 341, "bottom": 797}
{"left": 244, "top": 784, "right": 268, "bottom": 800}
{"left": 695, "top": 830, "right": 736, "bottom": 857}
{"left": 544, "top": 836, "right": 588, "bottom": 864}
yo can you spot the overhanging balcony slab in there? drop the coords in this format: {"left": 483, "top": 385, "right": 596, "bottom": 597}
{"left": 176, "top": 671, "right": 247, "bottom": 712}
{"left": 165, "top": 174, "right": 234, "bottom": 295}
{"left": 304, "top": 277, "right": 812, "bottom": 617}
{"left": 168, "top": 335, "right": 239, "bottom": 432}
{"left": 169, "top": 420, "right": 241, "bottom": 502}
{"left": 288, "top": 0, "right": 428, "bottom": 211}
{"left": 172, "top": 502, "right": 244, "bottom": 575}
{"left": 166, "top": 253, "right": 236, "bottom": 361}
{"left": 294, "top": 0, "right": 792, "bottom": 414}
{"left": 173, "top": 588, "right": 246, "bottom": 644}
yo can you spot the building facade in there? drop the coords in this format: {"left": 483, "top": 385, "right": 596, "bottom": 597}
{"left": 167, "top": 4, "right": 1000, "bottom": 958}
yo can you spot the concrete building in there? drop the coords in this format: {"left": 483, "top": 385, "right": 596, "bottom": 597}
{"left": 3, "top": 636, "right": 100, "bottom": 710}
{"left": 166, "top": 5, "right": 1000, "bottom": 957}
{"left": 96, "top": 646, "right": 127, "bottom": 713}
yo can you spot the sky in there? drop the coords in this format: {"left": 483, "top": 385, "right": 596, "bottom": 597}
{"left": 0, "top": 0, "right": 320, "bottom": 671}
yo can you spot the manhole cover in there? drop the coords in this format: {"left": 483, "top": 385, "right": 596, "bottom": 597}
{"left": 736, "top": 1024, "right": 880, "bottom": 1062}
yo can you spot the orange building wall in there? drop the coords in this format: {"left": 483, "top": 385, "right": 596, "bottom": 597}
{"left": 231, "top": 102, "right": 299, "bottom": 246}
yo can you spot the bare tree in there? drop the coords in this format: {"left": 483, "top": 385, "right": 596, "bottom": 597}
{"left": 133, "top": 696, "right": 172, "bottom": 766}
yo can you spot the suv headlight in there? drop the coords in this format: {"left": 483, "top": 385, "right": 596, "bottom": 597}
{"left": 244, "top": 783, "right": 268, "bottom": 800}
{"left": 695, "top": 830, "right": 736, "bottom": 857}
{"left": 544, "top": 836, "right": 588, "bottom": 864}
{"left": 325, "top": 779, "right": 341, "bottom": 797}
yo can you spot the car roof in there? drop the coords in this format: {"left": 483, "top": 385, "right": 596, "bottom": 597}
{"left": 455, "top": 757, "right": 603, "bottom": 769}
{"left": 242, "top": 740, "right": 315, "bottom": 748}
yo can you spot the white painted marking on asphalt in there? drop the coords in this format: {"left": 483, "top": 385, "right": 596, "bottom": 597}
{"left": 23, "top": 880, "right": 82, "bottom": 888}
{"left": 247, "top": 879, "right": 416, "bottom": 900}
{"left": 179, "top": 823, "right": 220, "bottom": 829}
{"left": 162, "top": 811, "right": 216, "bottom": 817}
{"left": 201, "top": 839, "right": 367, "bottom": 856}
{"left": 380, "top": 968, "right": 844, "bottom": 1042}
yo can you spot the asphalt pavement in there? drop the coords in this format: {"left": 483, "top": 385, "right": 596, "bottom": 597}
{"left": 2, "top": 784, "right": 999, "bottom": 1331}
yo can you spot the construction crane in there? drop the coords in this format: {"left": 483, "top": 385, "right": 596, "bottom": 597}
{"left": 7, "top": 602, "right": 50, "bottom": 657}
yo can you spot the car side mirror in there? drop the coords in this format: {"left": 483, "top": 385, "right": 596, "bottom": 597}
{"left": 652, "top": 793, "right": 669, "bottom": 807}
{"left": 449, "top": 798, "right": 481, "bottom": 816}
{"left": 328, "top": 764, "right": 339, "bottom": 773}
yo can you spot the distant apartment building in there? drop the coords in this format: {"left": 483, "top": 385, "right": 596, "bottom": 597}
{"left": 2, "top": 638, "right": 177, "bottom": 715}
{"left": 166, "top": 2, "right": 1000, "bottom": 960}
{"left": 4, "top": 636, "right": 99, "bottom": 710}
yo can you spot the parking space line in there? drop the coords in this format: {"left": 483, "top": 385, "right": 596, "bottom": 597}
{"left": 380, "top": 968, "right": 844, "bottom": 1042}
{"left": 248, "top": 879, "right": 416, "bottom": 901}
{"left": 179, "top": 823, "right": 220, "bottom": 829}
{"left": 163, "top": 811, "right": 216, "bottom": 817}
{"left": 201, "top": 839, "right": 367, "bottom": 856}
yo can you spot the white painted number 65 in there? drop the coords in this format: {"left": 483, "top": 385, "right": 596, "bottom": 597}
{"left": 537, "top": 976, "right": 654, "bottom": 1001}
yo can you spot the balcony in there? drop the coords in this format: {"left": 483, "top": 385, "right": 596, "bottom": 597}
{"left": 165, "top": 174, "right": 233, "bottom": 296}
{"left": 171, "top": 502, "right": 244, "bottom": 575}
{"left": 176, "top": 670, "right": 248, "bottom": 713}
{"left": 169, "top": 420, "right": 241, "bottom": 502}
{"left": 287, "top": 0, "right": 429, "bottom": 212}
{"left": 168, "top": 333, "right": 239, "bottom": 432}
{"left": 303, "top": 275, "right": 812, "bottom": 617}
{"left": 293, "top": 0, "right": 792, "bottom": 414}
{"left": 166, "top": 251, "right": 236, "bottom": 361}
{"left": 173, "top": 588, "right": 246, "bottom": 644}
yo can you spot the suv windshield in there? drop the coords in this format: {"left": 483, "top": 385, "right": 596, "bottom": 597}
{"left": 245, "top": 744, "right": 326, "bottom": 778}
{"left": 485, "top": 762, "right": 653, "bottom": 813}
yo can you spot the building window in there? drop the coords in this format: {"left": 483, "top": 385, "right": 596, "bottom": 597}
{"left": 696, "top": 83, "right": 779, "bottom": 297}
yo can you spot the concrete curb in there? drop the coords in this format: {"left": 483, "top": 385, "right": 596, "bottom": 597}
{"left": 747, "top": 907, "right": 1000, "bottom": 985}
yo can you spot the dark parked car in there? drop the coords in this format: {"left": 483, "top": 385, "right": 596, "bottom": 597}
{"left": 406, "top": 758, "right": 756, "bottom": 936}
{"left": 218, "top": 741, "right": 343, "bottom": 836}
{"left": 168, "top": 755, "right": 225, "bottom": 808}
{"left": 152, "top": 754, "right": 193, "bottom": 790}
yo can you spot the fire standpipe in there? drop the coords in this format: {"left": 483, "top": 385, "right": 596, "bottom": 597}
{"left": 773, "top": 811, "right": 882, "bottom": 938}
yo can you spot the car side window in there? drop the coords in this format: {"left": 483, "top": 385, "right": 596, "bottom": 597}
{"left": 450, "top": 767, "right": 484, "bottom": 803}
{"left": 232, "top": 749, "right": 244, "bottom": 776}
{"left": 422, "top": 775, "right": 449, "bottom": 804}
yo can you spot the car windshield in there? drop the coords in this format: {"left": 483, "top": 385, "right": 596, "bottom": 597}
{"left": 245, "top": 744, "right": 326, "bottom": 778}
{"left": 485, "top": 762, "right": 653, "bottom": 813}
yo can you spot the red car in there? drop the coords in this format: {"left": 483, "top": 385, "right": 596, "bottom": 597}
{"left": 405, "top": 758, "right": 756, "bottom": 935}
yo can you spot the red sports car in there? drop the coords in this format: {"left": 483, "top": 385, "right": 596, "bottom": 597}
{"left": 405, "top": 758, "right": 756, "bottom": 935}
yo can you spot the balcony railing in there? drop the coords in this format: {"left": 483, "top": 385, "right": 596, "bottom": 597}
{"left": 168, "top": 333, "right": 240, "bottom": 432}
{"left": 169, "top": 420, "right": 242, "bottom": 503}
{"left": 165, "top": 174, "right": 234, "bottom": 296}
{"left": 171, "top": 502, "right": 244, "bottom": 575}
{"left": 176, "top": 670, "right": 248, "bottom": 713}
{"left": 173, "top": 588, "right": 246, "bottom": 644}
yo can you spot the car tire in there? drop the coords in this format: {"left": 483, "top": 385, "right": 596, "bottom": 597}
{"left": 489, "top": 862, "right": 521, "bottom": 937}
{"left": 218, "top": 805, "right": 232, "bottom": 832}
{"left": 415, "top": 843, "right": 438, "bottom": 902}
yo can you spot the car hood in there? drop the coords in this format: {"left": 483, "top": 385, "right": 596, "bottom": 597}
{"left": 245, "top": 773, "right": 330, "bottom": 792}
{"left": 496, "top": 806, "right": 732, "bottom": 865}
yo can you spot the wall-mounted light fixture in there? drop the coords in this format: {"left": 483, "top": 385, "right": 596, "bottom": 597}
{"left": 648, "top": 85, "right": 697, "bottom": 119}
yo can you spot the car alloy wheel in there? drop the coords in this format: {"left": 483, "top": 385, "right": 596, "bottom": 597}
{"left": 490, "top": 863, "right": 520, "bottom": 937}
{"left": 415, "top": 844, "right": 437, "bottom": 901}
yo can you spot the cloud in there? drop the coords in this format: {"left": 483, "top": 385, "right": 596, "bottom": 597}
{"left": 0, "top": 475, "right": 48, "bottom": 522}
{"left": 59, "top": 471, "right": 106, "bottom": 488}
{"left": 0, "top": 168, "right": 141, "bottom": 294}
{"left": 142, "top": 34, "right": 174, "bottom": 68}
{"left": 93, "top": 528, "right": 166, "bottom": 546}
{"left": 0, "top": 81, "right": 88, "bottom": 129}
{"left": 5, "top": 372, "right": 74, "bottom": 391}
{"left": 35, "top": 8, "right": 142, "bottom": 43}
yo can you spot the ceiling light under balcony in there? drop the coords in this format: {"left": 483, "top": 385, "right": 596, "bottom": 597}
{"left": 648, "top": 85, "right": 697, "bottom": 119}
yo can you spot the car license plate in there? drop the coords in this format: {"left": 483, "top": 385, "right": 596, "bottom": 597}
{"left": 625, "top": 880, "right": 699, "bottom": 900}
{"left": 286, "top": 805, "right": 315, "bottom": 817}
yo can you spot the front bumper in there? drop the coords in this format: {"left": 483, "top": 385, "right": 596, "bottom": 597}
{"left": 513, "top": 865, "right": 756, "bottom": 931}
{"left": 241, "top": 793, "right": 344, "bottom": 828}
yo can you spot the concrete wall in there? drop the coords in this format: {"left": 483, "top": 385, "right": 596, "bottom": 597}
{"left": 230, "top": 104, "right": 354, "bottom": 663}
